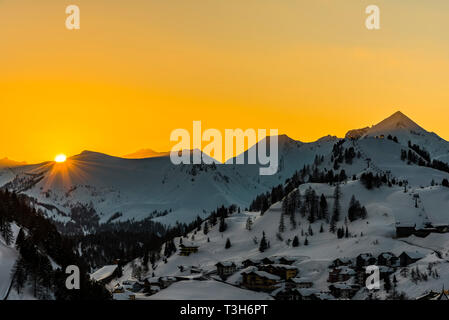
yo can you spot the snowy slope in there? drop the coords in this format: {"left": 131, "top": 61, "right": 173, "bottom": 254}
{"left": 137, "top": 180, "right": 449, "bottom": 299}
{"left": 0, "top": 136, "right": 337, "bottom": 227}
{"left": 0, "top": 224, "right": 20, "bottom": 300}
{"left": 1, "top": 111, "right": 448, "bottom": 232}
{"left": 347, "top": 111, "right": 449, "bottom": 163}
{"left": 147, "top": 280, "right": 273, "bottom": 300}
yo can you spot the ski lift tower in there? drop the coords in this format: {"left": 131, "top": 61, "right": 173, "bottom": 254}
{"left": 413, "top": 194, "right": 419, "bottom": 208}
{"left": 366, "top": 158, "right": 371, "bottom": 169}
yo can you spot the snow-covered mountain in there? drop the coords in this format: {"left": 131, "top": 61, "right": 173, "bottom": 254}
{"left": 0, "top": 137, "right": 337, "bottom": 228}
{"left": 346, "top": 111, "right": 449, "bottom": 163}
{"left": 1, "top": 111, "right": 448, "bottom": 233}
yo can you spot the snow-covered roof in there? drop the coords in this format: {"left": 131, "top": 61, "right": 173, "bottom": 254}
{"left": 378, "top": 252, "right": 396, "bottom": 259}
{"left": 357, "top": 253, "right": 374, "bottom": 260}
{"left": 242, "top": 270, "right": 281, "bottom": 281}
{"left": 333, "top": 257, "right": 352, "bottom": 263}
{"left": 401, "top": 251, "right": 425, "bottom": 259}
{"left": 216, "top": 261, "right": 236, "bottom": 267}
{"left": 242, "top": 258, "right": 261, "bottom": 263}
{"left": 290, "top": 277, "right": 313, "bottom": 284}
{"left": 90, "top": 265, "right": 118, "bottom": 282}
{"left": 335, "top": 266, "right": 356, "bottom": 275}
{"left": 144, "top": 276, "right": 160, "bottom": 283}
{"left": 264, "top": 264, "right": 298, "bottom": 270}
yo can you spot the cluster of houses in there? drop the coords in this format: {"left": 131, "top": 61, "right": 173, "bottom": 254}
{"left": 91, "top": 244, "right": 428, "bottom": 300}
{"left": 396, "top": 221, "right": 449, "bottom": 238}
{"left": 326, "top": 251, "right": 426, "bottom": 299}
{"left": 214, "top": 256, "right": 333, "bottom": 300}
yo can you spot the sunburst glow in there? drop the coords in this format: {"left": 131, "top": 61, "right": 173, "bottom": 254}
{"left": 55, "top": 154, "right": 67, "bottom": 163}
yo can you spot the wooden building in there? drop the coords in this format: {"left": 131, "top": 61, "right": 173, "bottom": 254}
{"left": 330, "top": 258, "right": 352, "bottom": 268}
{"left": 241, "top": 269, "right": 281, "bottom": 291}
{"left": 395, "top": 222, "right": 416, "bottom": 238}
{"left": 328, "top": 266, "right": 356, "bottom": 283}
{"left": 215, "top": 262, "right": 237, "bottom": 277}
{"left": 287, "top": 277, "right": 313, "bottom": 289}
{"left": 258, "top": 264, "right": 298, "bottom": 280}
{"left": 356, "top": 253, "right": 376, "bottom": 268}
{"left": 329, "top": 283, "right": 360, "bottom": 299}
{"left": 242, "top": 258, "right": 261, "bottom": 268}
{"left": 399, "top": 251, "right": 425, "bottom": 267}
{"left": 377, "top": 252, "right": 398, "bottom": 267}
{"left": 179, "top": 244, "right": 199, "bottom": 256}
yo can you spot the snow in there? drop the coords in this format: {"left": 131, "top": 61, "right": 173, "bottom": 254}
{"left": 90, "top": 265, "right": 118, "bottom": 282}
{"left": 147, "top": 280, "right": 273, "bottom": 300}
{"left": 0, "top": 223, "right": 20, "bottom": 300}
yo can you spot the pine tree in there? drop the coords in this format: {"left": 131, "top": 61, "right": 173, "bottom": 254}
{"left": 219, "top": 216, "right": 227, "bottom": 232}
{"left": 345, "top": 226, "right": 349, "bottom": 238}
{"left": 1, "top": 222, "right": 13, "bottom": 246}
{"left": 319, "top": 194, "right": 328, "bottom": 221}
{"left": 225, "top": 238, "right": 231, "bottom": 249}
{"left": 308, "top": 224, "right": 313, "bottom": 236}
{"left": 278, "top": 213, "right": 285, "bottom": 233}
{"left": 292, "top": 236, "right": 299, "bottom": 247}
{"left": 246, "top": 217, "right": 253, "bottom": 231}
{"left": 203, "top": 221, "right": 209, "bottom": 235}
{"left": 259, "top": 231, "right": 268, "bottom": 252}
{"left": 384, "top": 275, "right": 392, "bottom": 292}
{"left": 332, "top": 184, "right": 341, "bottom": 222}
{"left": 329, "top": 218, "right": 336, "bottom": 233}
{"left": 304, "top": 237, "right": 309, "bottom": 246}
{"left": 319, "top": 223, "right": 324, "bottom": 233}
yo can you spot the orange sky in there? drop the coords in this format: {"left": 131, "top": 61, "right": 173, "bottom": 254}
{"left": 2, "top": 0, "right": 449, "bottom": 163}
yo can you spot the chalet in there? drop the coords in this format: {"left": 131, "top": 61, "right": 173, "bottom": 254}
{"left": 329, "top": 283, "right": 360, "bottom": 299}
{"left": 179, "top": 244, "right": 199, "bottom": 256}
{"left": 414, "top": 227, "right": 437, "bottom": 238}
{"left": 330, "top": 258, "right": 352, "bottom": 268}
{"left": 241, "top": 268, "right": 281, "bottom": 291}
{"left": 271, "top": 285, "right": 302, "bottom": 301}
{"left": 215, "top": 262, "right": 237, "bottom": 277}
{"left": 287, "top": 277, "right": 313, "bottom": 289}
{"left": 328, "top": 266, "right": 356, "bottom": 283}
{"left": 395, "top": 222, "right": 416, "bottom": 238}
{"left": 242, "top": 258, "right": 261, "bottom": 268}
{"left": 377, "top": 252, "right": 398, "bottom": 267}
{"left": 297, "top": 288, "right": 321, "bottom": 300}
{"left": 131, "top": 281, "right": 145, "bottom": 292}
{"left": 90, "top": 265, "right": 119, "bottom": 285}
{"left": 143, "top": 276, "right": 161, "bottom": 291}
{"left": 261, "top": 257, "right": 276, "bottom": 264}
{"left": 128, "top": 294, "right": 136, "bottom": 300}
{"left": 258, "top": 264, "right": 298, "bottom": 280}
{"left": 277, "top": 257, "right": 296, "bottom": 265}
{"left": 399, "top": 251, "right": 425, "bottom": 267}
{"left": 356, "top": 253, "right": 376, "bottom": 268}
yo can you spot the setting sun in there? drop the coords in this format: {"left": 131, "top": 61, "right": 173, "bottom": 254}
{"left": 54, "top": 154, "right": 67, "bottom": 163}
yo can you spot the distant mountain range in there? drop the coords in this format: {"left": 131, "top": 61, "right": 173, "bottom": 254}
{"left": 0, "top": 158, "right": 26, "bottom": 168}
{"left": 122, "top": 149, "right": 170, "bottom": 159}
{"left": 1, "top": 111, "right": 449, "bottom": 232}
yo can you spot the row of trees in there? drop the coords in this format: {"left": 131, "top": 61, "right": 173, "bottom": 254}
{"left": 0, "top": 190, "right": 111, "bottom": 300}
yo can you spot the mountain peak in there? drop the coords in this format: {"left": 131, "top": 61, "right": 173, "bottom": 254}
{"left": 346, "top": 111, "right": 426, "bottom": 139}
{"left": 370, "top": 110, "right": 424, "bottom": 134}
